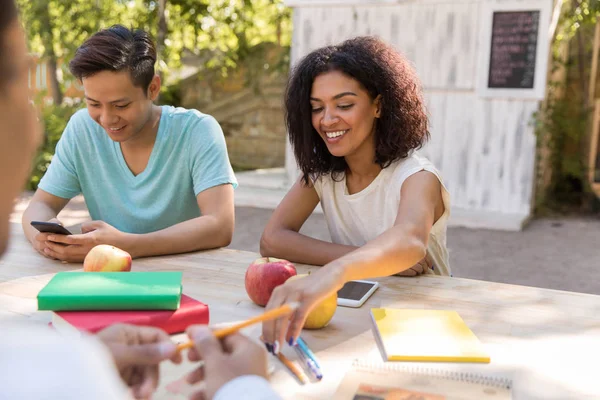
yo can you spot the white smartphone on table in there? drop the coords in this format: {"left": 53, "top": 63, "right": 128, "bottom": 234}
{"left": 337, "top": 280, "right": 379, "bottom": 308}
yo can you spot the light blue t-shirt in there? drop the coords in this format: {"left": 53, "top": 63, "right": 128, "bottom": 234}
{"left": 39, "top": 106, "right": 237, "bottom": 234}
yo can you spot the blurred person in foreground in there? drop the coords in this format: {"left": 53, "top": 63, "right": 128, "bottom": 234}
{"left": 0, "top": 2, "right": 279, "bottom": 399}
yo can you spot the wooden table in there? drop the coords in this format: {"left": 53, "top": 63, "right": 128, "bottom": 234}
{"left": 1, "top": 223, "right": 600, "bottom": 399}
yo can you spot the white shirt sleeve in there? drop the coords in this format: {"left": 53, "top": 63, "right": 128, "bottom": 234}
{"left": 213, "top": 375, "right": 282, "bottom": 400}
{"left": 0, "top": 324, "right": 130, "bottom": 400}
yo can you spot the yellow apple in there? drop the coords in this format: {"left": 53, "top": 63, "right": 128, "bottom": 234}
{"left": 83, "top": 245, "right": 132, "bottom": 272}
{"left": 287, "top": 274, "right": 337, "bottom": 329}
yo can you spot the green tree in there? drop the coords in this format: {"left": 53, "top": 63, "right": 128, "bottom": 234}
{"left": 536, "top": 0, "right": 600, "bottom": 211}
{"left": 17, "top": 0, "right": 291, "bottom": 103}
{"left": 18, "top": 0, "right": 122, "bottom": 104}
{"left": 18, "top": 0, "right": 292, "bottom": 190}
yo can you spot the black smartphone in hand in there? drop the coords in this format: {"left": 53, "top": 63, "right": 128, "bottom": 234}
{"left": 30, "top": 221, "right": 72, "bottom": 235}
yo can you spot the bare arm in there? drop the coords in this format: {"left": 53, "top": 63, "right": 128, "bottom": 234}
{"left": 22, "top": 189, "right": 70, "bottom": 240}
{"left": 330, "top": 171, "right": 444, "bottom": 281}
{"left": 125, "top": 184, "right": 235, "bottom": 258}
{"left": 263, "top": 171, "right": 445, "bottom": 345}
{"left": 45, "top": 184, "right": 235, "bottom": 261}
{"left": 21, "top": 189, "right": 70, "bottom": 258}
{"left": 259, "top": 178, "right": 356, "bottom": 266}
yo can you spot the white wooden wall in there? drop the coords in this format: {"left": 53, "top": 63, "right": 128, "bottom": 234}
{"left": 285, "top": 0, "right": 545, "bottom": 229}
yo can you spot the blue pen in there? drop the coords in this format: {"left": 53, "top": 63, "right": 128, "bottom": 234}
{"left": 293, "top": 345, "right": 323, "bottom": 380}
{"left": 296, "top": 337, "right": 322, "bottom": 369}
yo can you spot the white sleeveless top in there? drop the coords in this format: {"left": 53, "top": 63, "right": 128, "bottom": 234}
{"left": 312, "top": 152, "right": 451, "bottom": 276}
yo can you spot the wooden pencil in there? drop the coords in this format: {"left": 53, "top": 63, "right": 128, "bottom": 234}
{"left": 277, "top": 352, "right": 308, "bottom": 384}
{"left": 176, "top": 302, "right": 299, "bottom": 352}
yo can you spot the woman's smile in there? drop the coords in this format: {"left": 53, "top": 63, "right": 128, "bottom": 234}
{"left": 324, "top": 129, "right": 349, "bottom": 144}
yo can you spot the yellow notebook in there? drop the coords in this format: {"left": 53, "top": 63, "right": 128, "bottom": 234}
{"left": 370, "top": 308, "right": 490, "bottom": 363}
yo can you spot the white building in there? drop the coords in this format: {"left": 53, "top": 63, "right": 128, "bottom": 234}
{"left": 236, "top": 0, "right": 554, "bottom": 231}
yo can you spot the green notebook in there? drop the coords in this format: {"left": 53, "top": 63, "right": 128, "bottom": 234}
{"left": 37, "top": 272, "right": 183, "bottom": 311}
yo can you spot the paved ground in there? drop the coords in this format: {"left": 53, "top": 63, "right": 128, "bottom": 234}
{"left": 232, "top": 207, "right": 600, "bottom": 295}
{"left": 11, "top": 193, "right": 600, "bottom": 295}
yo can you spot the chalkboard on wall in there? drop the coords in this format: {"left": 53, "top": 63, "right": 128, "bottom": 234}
{"left": 488, "top": 10, "right": 540, "bottom": 89}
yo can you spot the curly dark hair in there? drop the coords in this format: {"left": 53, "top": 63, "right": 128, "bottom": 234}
{"left": 285, "top": 36, "right": 429, "bottom": 185}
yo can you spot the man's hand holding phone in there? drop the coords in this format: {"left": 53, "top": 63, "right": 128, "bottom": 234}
{"left": 32, "top": 220, "right": 130, "bottom": 263}
{"left": 30, "top": 219, "right": 71, "bottom": 260}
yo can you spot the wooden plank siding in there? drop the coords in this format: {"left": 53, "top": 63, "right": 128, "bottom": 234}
{"left": 287, "top": 2, "right": 542, "bottom": 228}
{"left": 291, "top": 4, "right": 479, "bottom": 89}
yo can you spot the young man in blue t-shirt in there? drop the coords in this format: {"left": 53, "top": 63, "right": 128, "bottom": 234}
{"left": 22, "top": 25, "right": 238, "bottom": 262}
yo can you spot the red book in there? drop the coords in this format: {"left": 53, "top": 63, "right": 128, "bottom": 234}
{"left": 50, "top": 294, "right": 209, "bottom": 335}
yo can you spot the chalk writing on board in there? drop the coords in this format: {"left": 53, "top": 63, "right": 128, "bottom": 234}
{"left": 488, "top": 10, "right": 540, "bottom": 89}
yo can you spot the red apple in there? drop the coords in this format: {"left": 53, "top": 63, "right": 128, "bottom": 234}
{"left": 245, "top": 257, "right": 297, "bottom": 306}
{"left": 83, "top": 245, "right": 132, "bottom": 272}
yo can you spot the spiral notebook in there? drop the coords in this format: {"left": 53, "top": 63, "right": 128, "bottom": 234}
{"left": 333, "top": 361, "right": 512, "bottom": 400}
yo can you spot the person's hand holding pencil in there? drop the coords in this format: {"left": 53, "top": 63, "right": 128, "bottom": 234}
{"left": 177, "top": 302, "right": 300, "bottom": 352}
{"left": 185, "top": 326, "right": 269, "bottom": 400}
{"left": 180, "top": 302, "right": 310, "bottom": 397}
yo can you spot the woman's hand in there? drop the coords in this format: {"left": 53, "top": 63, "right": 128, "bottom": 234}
{"left": 396, "top": 255, "right": 432, "bottom": 276}
{"left": 261, "top": 266, "right": 344, "bottom": 352}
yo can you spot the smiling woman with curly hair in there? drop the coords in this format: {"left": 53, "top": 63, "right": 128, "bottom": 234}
{"left": 287, "top": 36, "right": 429, "bottom": 184}
{"left": 260, "top": 36, "right": 452, "bottom": 350}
